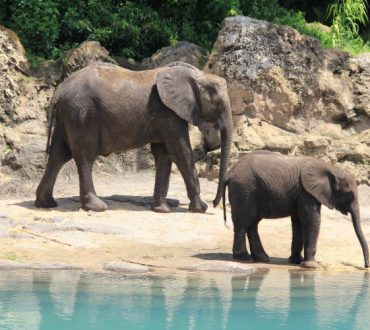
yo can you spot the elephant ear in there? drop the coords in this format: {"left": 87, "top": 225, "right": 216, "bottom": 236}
{"left": 156, "top": 66, "right": 203, "bottom": 126}
{"left": 301, "top": 159, "right": 337, "bottom": 209}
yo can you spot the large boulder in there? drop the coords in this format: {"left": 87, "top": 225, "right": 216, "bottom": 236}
{"left": 204, "top": 16, "right": 354, "bottom": 132}
{"left": 140, "top": 41, "right": 209, "bottom": 70}
{"left": 0, "top": 26, "right": 53, "bottom": 195}
{"left": 201, "top": 16, "right": 370, "bottom": 184}
{"left": 0, "top": 26, "right": 29, "bottom": 73}
{"left": 64, "top": 41, "right": 117, "bottom": 76}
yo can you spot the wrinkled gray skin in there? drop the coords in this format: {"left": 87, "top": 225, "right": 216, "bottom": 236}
{"left": 35, "top": 62, "right": 233, "bottom": 212}
{"left": 223, "top": 151, "right": 369, "bottom": 269}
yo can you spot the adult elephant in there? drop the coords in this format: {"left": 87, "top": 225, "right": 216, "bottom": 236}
{"left": 35, "top": 62, "right": 233, "bottom": 212}
{"left": 223, "top": 151, "right": 369, "bottom": 269}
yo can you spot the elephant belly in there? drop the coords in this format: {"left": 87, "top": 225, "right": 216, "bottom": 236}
{"left": 98, "top": 128, "right": 160, "bottom": 155}
{"left": 96, "top": 109, "right": 161, "bottom": 155}
{"left": 257, "top": 195, "right": 294, "bottom": 219}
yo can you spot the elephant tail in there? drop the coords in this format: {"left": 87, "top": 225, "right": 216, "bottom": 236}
{"left": 222, "top": 178, "right": 228, "bottom": 225}
{"left": 45, "top": 92, "right": 59, "bottom": 157}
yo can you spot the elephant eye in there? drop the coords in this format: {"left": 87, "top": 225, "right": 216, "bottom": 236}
{"left": 206, "top": 85, "right": 218, "bottom": 97}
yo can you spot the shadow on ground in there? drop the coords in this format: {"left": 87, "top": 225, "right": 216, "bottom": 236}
{"left": 193, "top": 252, "right": 292, "bottom": 266}
{"left": 13, "top": 195, "right": 188, "bottom": 213}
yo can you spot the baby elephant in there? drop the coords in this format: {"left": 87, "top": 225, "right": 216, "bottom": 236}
{"left": 223, "top": 151, "right": 369, "bottom": 268}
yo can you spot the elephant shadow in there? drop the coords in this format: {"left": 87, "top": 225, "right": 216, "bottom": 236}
{"left": 193, "top": 252, "right": 290, "bottom": 266}
{"left": 14, "top": 195, "right": 187, "bottom": 213}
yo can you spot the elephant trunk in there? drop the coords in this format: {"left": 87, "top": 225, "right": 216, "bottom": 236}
{"left": 213, "top": 109, "right": 233, "bottom": 207}
{"left": 350, "top": 202, "right": 369, "bottom": 268}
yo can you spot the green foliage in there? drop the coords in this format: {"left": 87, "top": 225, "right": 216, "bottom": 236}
{"left": 9, "top": 0, "right": 59, "bottom": 56}
{"left": 327, "top": 0, "right": 368, "bottom": 46}
{"left": 0, "top": 0, "right": 369, "bottom": 60}
{"left": 0, "top": 0, "right": 243, "bottom": 60}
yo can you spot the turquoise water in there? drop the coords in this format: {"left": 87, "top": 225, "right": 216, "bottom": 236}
{"left": 0, "top": 270, "right": 369, "bottom": 330}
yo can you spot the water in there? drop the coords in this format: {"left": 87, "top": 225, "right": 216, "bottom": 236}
{"left": 0, "top": 270, "right": 369, "bottom": 330}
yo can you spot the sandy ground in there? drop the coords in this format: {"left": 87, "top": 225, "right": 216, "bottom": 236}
{"left": 0, "top": 171, "right": 369, "bottom": 273}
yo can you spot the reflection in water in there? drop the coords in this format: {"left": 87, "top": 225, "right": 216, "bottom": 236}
{"left": 0, "top": 272, "right": 41, "bottom": 330}
{"left": 49, "top": 271, "right": 80, "bottom": 319}
{"left": 0, "top": 270, "right": 369, "bottom": 329}
{"left": 314, "top": 272, "right": 370, "bottom": 330}
{"left": 255, "top": 269, "right": 290, "bottom": 322}
{"left": 162, "top": 275, "right": 187, "bottom": 329}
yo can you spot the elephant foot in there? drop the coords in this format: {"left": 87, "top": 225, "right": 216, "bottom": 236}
{"left": 151, "top": 202, "right": 171, "bottom": 213}
{"left": 233, "top": 252, "right": 253, "bottom": 262}
{"left": 252, "top": 253, "right": 270, "bottom": 263}
{"left": 82, "top": 195, "right": 107, "bottom": 212}
{"left": 301, "top": 260, "right": 320, "bottom": 269}
{"left": 35, "top": 195, "right": 58, "bottom": 209}
{"left": 289, "top": 255, "right": 304, "bottom": 265}
{"left": 189, "top": 199, "right": 208, "bottom": 213}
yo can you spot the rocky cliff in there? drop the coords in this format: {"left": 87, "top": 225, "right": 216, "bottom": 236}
{"left": 203, "top": 16, "right": 370, "bottom": 183}
{"left": 1, "top": 16, "right": 370, "bottom": 197}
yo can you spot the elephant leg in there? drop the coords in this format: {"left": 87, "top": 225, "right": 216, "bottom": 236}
{"left": 74, "top": 154, "right": 107, "bottom": 212}
{"left": 289, "top": 215, "right": 304, "bottom": 264}
{"left": 165, "top": 134, "right": 207, "bottom": 213}
{"left": 247, "top": 221, "right": 270, "bottom": 262}
{"left": 151, "top": 143, "right": 172, "bottom": 213}
{"left": 299, "top": 204, "right": 321, "bottom": 269}
{"left": 232, "top": 213, "right": 252, "bottom": 261}
{"left": 35, "top": 133, "right": 72, "bottom": 208}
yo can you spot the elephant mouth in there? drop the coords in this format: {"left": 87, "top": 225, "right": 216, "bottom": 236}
{"left": 335, "top": 202, "right": 348, "bottom": 215}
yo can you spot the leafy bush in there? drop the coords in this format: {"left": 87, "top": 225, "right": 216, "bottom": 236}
{"left": 0, "top": 0, "right": 369, "bottom": 61}
{"left": 8, "top": 0, "right": 59, "bottom": 56}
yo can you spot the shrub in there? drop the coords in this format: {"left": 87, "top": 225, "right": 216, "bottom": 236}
{"left": 0, "top": 0, "right": 369, "bottom": 60}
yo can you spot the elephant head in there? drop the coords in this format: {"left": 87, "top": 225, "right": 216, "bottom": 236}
{"left": 301, "top": 159, "right": 369, "bottom": 268}
{"left": 156, "top": 64, "right": 233, "bottom": 207}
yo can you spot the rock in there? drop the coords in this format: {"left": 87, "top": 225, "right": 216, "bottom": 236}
{"left": 0, "top": 25, "right": 29, "bottom": 73}
{"left": 234, "top": 115, "right": 265, "bottom": 151}
{"left": 198, "top": 143, "right": 239, "bottom": 180}
{"left": 0, "top": 27, "right": 53, "bottom": 194}
{"left": 332, "top": 134, "right": 370, "bottom": 164}
{"left": 253, "top": 121, "right": 299, "bottom": 153}
{"left": 337, "top": 162, "right": 370, "bottom": 185}
{"left": 301, "top": 135, "right": 331, "bottom": 157}
{"left": 140, "top": 41, "right": 209, "bottom": 70}
{"left": 189, "top": 124, "right": 206, "bottom": 161}
{"left": 64, "top": 41, "right": 117, "bottom": 75}
{"left": 103, "top": 261, "right": 150, "bottom": 273}
{"left": 312, "top": 122, "right": 346, "bottom": 140}
{"left": 200, "top": 15, "right": 370, "bottom": 183}
{"left": 349, "top": 54, "right": 370, "bottom": 120}
{"left": 204, "top": 16, "right": 353, "bottom": 132}
{"left": 112, "top": 56, "right": 140, "bottom": 70}
{"left": 31, "top": 59, "right": 64, "bottom": 85}
{"left": 186, "top": 261, "right": 255, "bottom": 273}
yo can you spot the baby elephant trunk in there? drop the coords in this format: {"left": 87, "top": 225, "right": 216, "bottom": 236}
{"left": 350, "top": 203, "right": 369, "bottom": 268}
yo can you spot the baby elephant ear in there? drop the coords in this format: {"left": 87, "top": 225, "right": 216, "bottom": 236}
{"left": 156, "top": 66, "right": 203, "bottom": 126}
{"left": 301, "top": 159, "right": 336, "bottom": 209}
